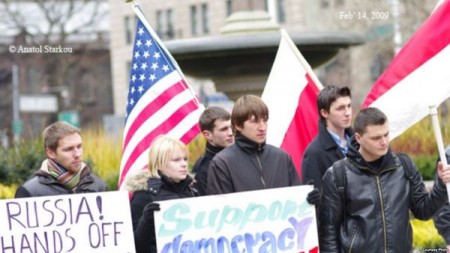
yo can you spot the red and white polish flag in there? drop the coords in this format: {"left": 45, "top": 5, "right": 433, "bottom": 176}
{"left": 362, "top": 0, "right": 450, "bottom": 140}
{"left": 262, "top": 30, "right": 323, "bottom": 178}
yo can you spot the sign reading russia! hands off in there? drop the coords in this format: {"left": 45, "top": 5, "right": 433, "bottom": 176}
{"left": 0, "top": 191, "right": 135, "bottom": 253}
{"left": 155, "top": 185, "right": 318, "bottom": 253}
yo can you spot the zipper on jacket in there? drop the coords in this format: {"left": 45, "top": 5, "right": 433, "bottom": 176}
{"left": 348, "top": 225, "right": 359, "bottom": 253}
{"left": 255, "top": 152, "right": 266, "bottom": 188}
{"left": 375, "top": 175, "right": 388, "bottom": 253}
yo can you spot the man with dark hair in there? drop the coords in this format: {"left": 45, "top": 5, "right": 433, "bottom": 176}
{"left": 192, "top": 106, "right": 233, "bottom": 195}
{"left": 319, "top": 107, "right": 450, "bottom": 253}
{"left": 206, "top": 95, "right": 319, "bottom": 206}
{"left": 302, "top": 85, "right": 353, "bottom": 189}
{"left": 15, "top": 121, "right": 107, "bottom": 197}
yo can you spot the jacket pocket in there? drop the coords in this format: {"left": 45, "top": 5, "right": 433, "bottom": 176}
{"left": 341, "top": 220, "right": 359, "bottom": 253}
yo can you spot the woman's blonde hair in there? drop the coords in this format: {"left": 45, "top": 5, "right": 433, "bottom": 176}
{"left": 147, "top": 135, "right": 187, "bottom": 177}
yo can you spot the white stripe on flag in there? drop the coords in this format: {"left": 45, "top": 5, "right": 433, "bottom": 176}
{"left": 371, "top": 45, "right": 450, "bottom": 139}
{"left": 262, "top": 35, "right": 310, "bottom": 147}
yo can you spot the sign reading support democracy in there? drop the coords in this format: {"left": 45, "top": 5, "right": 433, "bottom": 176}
{"left": 0, "top": 191, "right": 135, "bottom": 253}
{"left": 154, "top": 185, "right": 318, "bottom": 253}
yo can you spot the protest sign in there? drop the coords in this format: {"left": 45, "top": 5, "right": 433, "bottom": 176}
{"left": 0, "top": 191, "right": 135, "bottom": 253}
{"left": 154, "top": 185, "right": 318, "bottom": 253}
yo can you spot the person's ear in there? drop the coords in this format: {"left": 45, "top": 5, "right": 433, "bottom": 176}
{"left": 320, "top": 109, "right": 329, "bottom": 119}
{"left": 202, "top": 130, "right": 212, "bottom": 141}
{"left": 45, "top": 147, "right": 56, "bottom": 159}
{"left": 355, "top": 133, "right": 361, "bottom": 143}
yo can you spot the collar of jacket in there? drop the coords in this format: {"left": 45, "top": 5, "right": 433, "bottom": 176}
{"left": 35, "top": 161, "right": 93, "bottom": 185}
{"left": 318, "top": 120, "right": 355, "bottom": 151}
{"left": 347, "top": 136, "right": 396, "bottom": 175}
{"left": 235, "top": 134, "right": 265, "bottom": 154}
{"left": 147, "top": 172, "right": 193, "bottom": 194}
{"left": 205, "top": 141, "right": 224, "bottom": 157}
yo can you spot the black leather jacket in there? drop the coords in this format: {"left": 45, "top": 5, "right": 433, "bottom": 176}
{"left": 319, "top": 142, "right": 448, "bottom": 253}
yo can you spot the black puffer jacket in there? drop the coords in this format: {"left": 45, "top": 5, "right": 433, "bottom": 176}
{"left": 192, "top": 142, "right": 224, "bottom": 196}
{"left": 319, "top": 140, "right": 448, "bottom": 253}
{"left": 127, "top": 171, "right": 197, "bottom": 253}
{"left": 15, "top": 160, "right": 107, "bottom": 198}
{"left": 207, "top": 134, "right": 301, "bottom": 195}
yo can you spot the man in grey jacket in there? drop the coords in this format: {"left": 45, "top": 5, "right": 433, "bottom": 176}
{"left": 15, "top": 121, "right": 106, "bottom": 197}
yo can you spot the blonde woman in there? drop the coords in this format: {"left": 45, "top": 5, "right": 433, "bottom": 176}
{"left": 127, "top": 135, "right": 198, "bottom": 253}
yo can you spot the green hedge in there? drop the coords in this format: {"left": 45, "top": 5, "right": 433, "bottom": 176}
{"left": 0, "top": 138, "right": 45, "bottom": 185}
{"left": 412, "top": 154, "right": 438, "bottom": 181}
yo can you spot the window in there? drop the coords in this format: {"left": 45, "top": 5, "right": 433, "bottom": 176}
{"left": 201, "top": 4, "right": 209, "bottom": 34}
{"left": 126, "top": 61, "right": 132, "bottom": 83}
{"left": 156, "top": 10, "right": 163, "bottom": 38}
{"left": 320, "top": 0, "right": 329, "bottom": 8}
{"left": 167, "top": 9, "right": 174, "bottom": 39}
{"left": 226, "top": 0, "right": 233, "bottom": 17}
{"left": 190, "top": 5, "right": 198, "bottom": 36}
{"left": 277, "top": 0, "right": 286, "bottom": 23}
{"left": 124, "top": 16, "right": 133, "bottom": 44}
{"left": 335, "top": 0, "right": 344, "bottom": 6}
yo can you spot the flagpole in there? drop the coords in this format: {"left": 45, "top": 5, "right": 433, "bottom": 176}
{"left": 429, "top": 105, "right": 450, "bottom": 202}
{"left": 131, "top": 3, "right": 204, "bottom": 108}
{"left": 280, "top": 29, "right": 324, "bottom": 90}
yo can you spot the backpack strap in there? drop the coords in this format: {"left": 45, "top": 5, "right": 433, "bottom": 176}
{"left": 333, "top": 159, "right": 347, "bottom": 217}
{"left": 396, "top": 152, "right": 414, "bottom": 182}
{"left": 333, "top": 160, "right": 347, "bottom": 198}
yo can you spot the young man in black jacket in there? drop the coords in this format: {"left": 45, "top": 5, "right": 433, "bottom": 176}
{"left": 192, "top": 106, "right": 233, "bottom": 196}
{"left": 206, "top": 95, "right": 320, "bottom": 205}
{"left": 302, "top": 85, "right": 353, "bottom": 189}
{"left": 319, "top": 107, "right": 450, "bottom": 253}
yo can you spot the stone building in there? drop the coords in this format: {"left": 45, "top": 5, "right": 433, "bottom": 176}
{"left": 109, "top": 0, "right": 435, "bottom": 115}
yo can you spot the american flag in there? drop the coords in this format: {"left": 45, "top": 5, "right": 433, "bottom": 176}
{"left": 118, "top": 10, "right": 204, "bottom": 190}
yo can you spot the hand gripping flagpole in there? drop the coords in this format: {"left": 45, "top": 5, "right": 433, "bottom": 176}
{"left": 429, "top": 105, "right": 450, "bottom": 203}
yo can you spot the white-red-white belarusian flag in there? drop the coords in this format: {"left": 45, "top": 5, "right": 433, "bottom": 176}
{"left": 362, "top": 0, "right": 450, "bottom": 140}
{"left": 262, "top": 30, "right": 323, "bottom": 178}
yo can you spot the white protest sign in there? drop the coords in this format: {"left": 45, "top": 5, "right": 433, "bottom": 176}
{"left": 0, "top": 191, "right": 135, "bottom": 253}
{"left": 154, "top": 185, "right": 318, "bottom": 253}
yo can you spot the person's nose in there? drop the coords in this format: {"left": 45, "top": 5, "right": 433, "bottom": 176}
{"left": 74, "top": 147, "right": 82, "bottom": 158}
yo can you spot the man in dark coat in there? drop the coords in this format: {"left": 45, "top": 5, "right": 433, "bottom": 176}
{"left": 15, "top": 121, "right": 106, "bottom": 198}
{"left": 206, "top": 95, "right": 320, "bottom": 206}
{"left": 302, "top": 85, "right": 353, "bottom": 189}
{"left": 192, "top": 106, "right": 233, "bottom": 196}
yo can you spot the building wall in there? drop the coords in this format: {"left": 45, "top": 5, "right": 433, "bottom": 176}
{"left": 109, "top": 0, "right": 435, "bottom": 115}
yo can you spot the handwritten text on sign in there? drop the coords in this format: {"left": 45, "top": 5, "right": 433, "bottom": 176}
{"left": 155, "top": 185, "right": 318, "bottom": 253}
{"left": 0, "top": 191, "right": 135, "bottom": 253}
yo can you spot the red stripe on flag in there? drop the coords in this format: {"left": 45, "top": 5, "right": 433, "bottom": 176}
{"left": 180, "top": 123, "right": 201, "bottom": 144}
{"left": 119, "top": 100, "right": 200, "bottom": 186}
{"left": 123, "top": 81, "right": 186, "bottom": 151}
{"left": 279, "top": 74, "right": 320, "bottom": 180}
{"left": 363, "top": 1, "right": 450, "bottom": 107}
